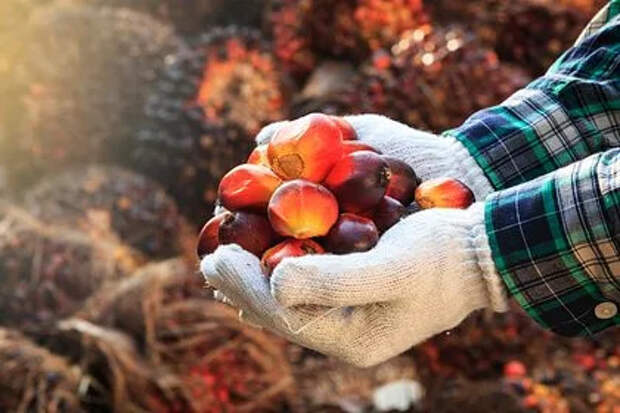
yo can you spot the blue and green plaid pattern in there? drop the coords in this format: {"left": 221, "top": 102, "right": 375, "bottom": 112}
{"left": 486, "top": 150, "right": 620, "bottom": 336}
{"left": 445, "top": 5, "right": 620, "bottom": 190}
{"left": 445, "top": 3, "right": 620, "bottom": 336}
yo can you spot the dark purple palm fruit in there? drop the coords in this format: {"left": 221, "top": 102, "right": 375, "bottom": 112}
{"left": 24, "top": 166, "right": 191, "bottom": 259}
{"left": 324, "top": 151, "right": 390, "bottom": 214}
{"left": 323, "top": 213, "right": 379, "bottom": 254}
{"left": 349, "top": 25, "right": 531, "bottom": 132}
{"left": 3, "top": 4, "right": 183, "bottom": 191}
{"left": 367, "top": 196, "right": 406, "bottom": 233}
{"left": 133, "top": 26, "right": 290, "bottom": 223}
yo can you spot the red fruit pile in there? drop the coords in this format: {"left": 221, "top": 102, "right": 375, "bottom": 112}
{"left": 197, "top": 113, "right": 474, "bottom": 275}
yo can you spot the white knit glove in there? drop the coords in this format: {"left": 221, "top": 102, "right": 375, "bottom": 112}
{"left": 201, "top": 203, "right": 508, "bottom": 367}
{"left": 255, "top": 114, "right": 495, "bottom": 199}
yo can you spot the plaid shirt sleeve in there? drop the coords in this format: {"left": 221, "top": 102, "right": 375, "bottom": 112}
{"left": 444, "top": 1, "right": 620, "bottom": 190}
{"left": 486, "top": 149, "right": 620, "bottom": 336}
{"left": 442, "top": 3, "right": 620, "bottom": 336}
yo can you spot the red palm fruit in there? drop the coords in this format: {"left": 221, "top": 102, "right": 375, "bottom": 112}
{"left": 342, "top": 141, "right": 380, "bottom": 156}
{"left": 383, "top": 156, "right": 418, "bottom": 206}
{"left": 261, "top": 239, "right": 325, "bottom": 276}
{"left": 218, "top": 212, "right": 276, "bottom": 257}
{"left": 415, "top": 177, "right": 474, "bottom": 209}
{"left": 268, "top": 180, "right": 339, "bottom": 239}
{"left": 324, "top": 150, "right": 390, "bottom": 213}
{"left": 247, "top": 145, "right": 270, "bottom": 167}
{"left": 503, "top": 360, "right": 527, "bottom": 378}
{"left": 197, "top": 213, "right": 228, "bottom": 256}
{"left": 267, "top": 113, "right": 344, "bottom": 182}
{"left": 218, "top": 164, "right": 282, "bottom": 212}
{"left": 366, "top": 196, "right": 406, "bottom": 233}
{"left": 323, "top": 213, "right": 379, "bottom": 254}
{"left": 330, "top": 116, "right": 357, "bottom": 140}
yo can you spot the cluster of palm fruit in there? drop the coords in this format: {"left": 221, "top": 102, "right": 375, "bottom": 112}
{"left": 0, "top": 0, "right": 615, "bottom": 409}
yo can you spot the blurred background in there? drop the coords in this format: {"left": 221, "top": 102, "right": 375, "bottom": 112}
{"left": 0, "top": 0, "right": 618, "bottom": 411}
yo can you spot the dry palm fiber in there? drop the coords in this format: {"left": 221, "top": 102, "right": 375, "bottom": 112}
{"left": 350, "top": 25, "right": 531, "bottom": 132}
{"left": 134, "top": 26, "right": 289, "bottom": 223}
{"left": 25, "top": 166, "right": 195, "bottom": 260}
{"left": 0, "top": 327, "right": 84, "bottom": 412}
{"left": 0, "top": 201, "right": 145, "bottom": 328}
{"left": 73, "top": 259, "right": 296, "bottom": 411}
{"left": 3, "top": 3, "right": 184, "bottom": 189}
{"left": 154, "top": 299, "right": 296, "bottom": 411}
{"left": 75, "top": 258, "right": 207, "bottom": 348}
{"left": 30, "top": 319, "right": 195, "bottom": 412}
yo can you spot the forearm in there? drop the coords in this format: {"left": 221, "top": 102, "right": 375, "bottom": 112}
{"left": 485, "top": 148, "right": 620, "bottom": 336}
{"left": 444, "top": 6, "right": 620, "bottom": 191}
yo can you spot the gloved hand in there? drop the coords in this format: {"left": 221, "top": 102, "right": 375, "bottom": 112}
{"left": 201, "top": 203, "right": 508, "bottom": 367}
{"left": 255, "top": 114, "right": 495, "bottom": 199}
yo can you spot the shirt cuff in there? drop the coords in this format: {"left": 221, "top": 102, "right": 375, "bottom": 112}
{"left": 484, "top": 151, "right": 620, "bottom": 336}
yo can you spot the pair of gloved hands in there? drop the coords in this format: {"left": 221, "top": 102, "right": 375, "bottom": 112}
{"left": 201, "top": 115, "right": 508, "bottom": 367}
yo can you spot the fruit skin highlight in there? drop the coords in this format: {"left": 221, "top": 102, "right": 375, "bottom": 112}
{"left": 268, "top": 180, "right": 339, "bottom": 239}
{"left": 267, "top": 113, "right": 344, "bottom": 182}
{"left": 383, "top": 156, "right": 418, "bottom": 206}
{"left": 324, "top": 150, "right": 390, "bottom": 213}
{"left": 415, "top": 177, "right": 474, "bottom": 209}
{"left": 218, "top": 164, "right": 282, "bottom": 212}
{"left": 261, "top": 239, "right": 324, "bottom": 276}
{"left": 197, "top": 213, "right": 228, "bottom": 256}
{"left": 330, "top": 116, "right": 357, "bottom": 140}
{"left": 218, "top": 212, "right": 276, "bottom": 257}
{"left": 342, "top": 141, "right": 380, "bottom": 156}
{"left": 247, "top": 145, "right": 270, "bottom": 167}
{"left": 323, "top": 213, "right": 379, "bottom": 254}
{"left": 366, "top": 196, "right": 405, "bottom": 233}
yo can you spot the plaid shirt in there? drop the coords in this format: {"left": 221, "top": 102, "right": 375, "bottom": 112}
{"left": 445, "top": 2, "right": 620, "bottom": 336}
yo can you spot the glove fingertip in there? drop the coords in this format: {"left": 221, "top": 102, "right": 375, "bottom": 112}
{"left": 255, "top": 120, "right": 288, "bottom": 145}
{"left": 200, "top": 254, "right": 217, "bottom": 278}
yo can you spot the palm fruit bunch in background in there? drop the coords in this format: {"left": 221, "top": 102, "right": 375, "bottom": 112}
{"left": 198, "top": 113, "right": 474, "bottom": 275}
{"left": 348, "top": 26, "right": 531, "bottom": 132}
{"left": 1, "top": 3, "right": 183, "bottom": 190}
{"left": 133, "top": 26, "right": 290, "bottom": 224}
{"left": 266, "top": 0, "right": 429, "bottom": 80}
{"left": 24, "top": 166, "right": 193, "bottom": 260}
{"left": 425, "top": 0, "right": 587, "bottom": 76}
{"left": 0, "top": 202, "right": 144, "bottom": 328}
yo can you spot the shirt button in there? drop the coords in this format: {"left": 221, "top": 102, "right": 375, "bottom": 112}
{"left": 594, "top": 302, "right": 618, "bottom": 320}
